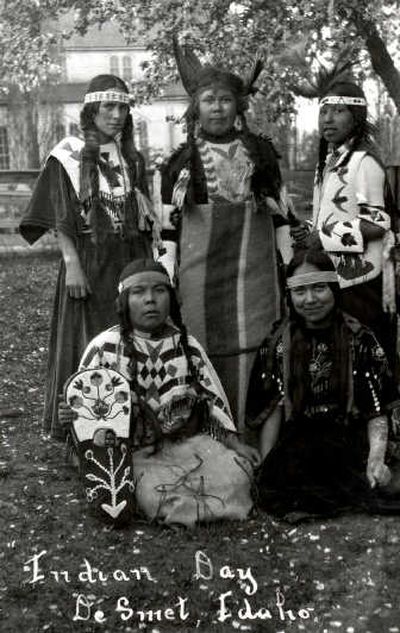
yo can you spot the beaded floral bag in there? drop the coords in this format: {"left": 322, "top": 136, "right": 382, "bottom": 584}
{"left": 64, "top": 368, "right": 136, "bottom": 526}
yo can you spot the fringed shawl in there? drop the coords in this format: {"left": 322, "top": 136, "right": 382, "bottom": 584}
{"left": 20, "top": 136, "right": 160, "bottom": 246}
{"left": 79, "top": 325, "right": 236, "bottom": 438}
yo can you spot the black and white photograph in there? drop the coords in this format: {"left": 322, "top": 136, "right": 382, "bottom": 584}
{"left": 2, "top": 1, "right": 400, "bottom": 631}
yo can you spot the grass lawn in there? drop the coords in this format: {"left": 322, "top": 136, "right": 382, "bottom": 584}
{"left": 1, "top": 255, "right": 400, "bottom": 633}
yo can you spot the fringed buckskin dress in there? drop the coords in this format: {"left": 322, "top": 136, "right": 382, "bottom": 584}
{"left": 20, "top": 136, "right": 154, "bottom": 437}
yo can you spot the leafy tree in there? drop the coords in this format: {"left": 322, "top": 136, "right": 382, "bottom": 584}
{"left": 1, "top": 0, "right": 399, "bottom": 166}
{"left": 338, "top": 0, "right": 400, "bottom": 111}
{"left": 70, "top": 0, "right": 400, "bottom": 117}
{"left": 0, "top": 0, "right": 71, "bottom": 167}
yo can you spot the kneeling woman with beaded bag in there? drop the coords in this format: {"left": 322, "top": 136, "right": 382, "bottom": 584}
{"left": 60, "top": 259, "right": 260, "bottom": 527}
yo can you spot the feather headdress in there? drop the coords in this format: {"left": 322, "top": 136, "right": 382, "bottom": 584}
{"left": 277, "top": 43, "right": 359, "bottom": 99}
{"left": 243, "top": 52, "right": 265, "bottom": 96}
{"left": 172, "top": 35, "right": 264, "bottom": 101}
{"left": 172, "top": 36, "right": 203, "bottom": 96}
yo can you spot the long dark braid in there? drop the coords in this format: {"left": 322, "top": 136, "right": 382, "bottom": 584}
{"left": 238, "top": 110, "right": 282, "bottom": 204}
{"left": 120, "top": 113, "right": 148, "bottom": 194}
{"left": 80, "top": 104, "right": 112, "bottom": 244}
{"left": 80, "top": 104, "right": 144, "bottom": 194}
{"left": 119, "top": 113, "right": 150, "bottom": 237}
{"left": 185, "top": 105, "right": 199, "bottom": 206}
{"left": 168, "top": 288, "right": 223, "bottom": 437}
{"left": 238, "top": 111, "right": 252, "bottom": 140}
{"left": 116, "top": 284, "right": 207, "bottom": 443}
{"left": 316, "top": 136, "right": 329, "bottom": 185}
{"left": 116, "top": 291, "right": 137, "bottom": 383}
{"left": 79, "top": 104, "right": 101, "bottom": 199}
{"left": 169, "top": 289, "right": 202, "bottom": 389}
{"left": 116, "top": 291, "right": 163, "bottom": 448}
{"left": 78, "top": 73, "right": 144, "bottom": 243}
{"left": 117, "top": 281, "right": 228, "bottom": 439}
{"left": 116, "top": 286, "right": 201, "bottom": 388}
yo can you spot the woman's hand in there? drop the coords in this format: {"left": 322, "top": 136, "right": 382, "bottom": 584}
{"left": 58, "top": 401, "right": 75, "bottom": 429}
{"left": 58, "top": 231, "right": 92, "bottom": 299}
{"left": 360, "top": 219, "right": 385, "bottom": 243}
{"left": 65, "top": 259, "right": 92, "bottom": 299}
{"left": 224, "top": 433, "right": 261, "bottom": 467}
{"left": 290, "top": 223, "right": 310, "bottom": 247}
{"left": 366, "top": 457, "right": 391, "bottom": 488}
{"left": 367, "top": 416, "right": 390, "bottom": 487}
{"left": 235, "top": 443, "right": 261, "bottom": 468}
{"left": 391, "top": 406, "right": 400, "bottom": 437}
{"left": 305, "top": 230, "right": 323, "bottom": 250}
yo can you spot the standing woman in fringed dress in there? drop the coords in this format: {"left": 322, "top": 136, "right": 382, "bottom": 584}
{"left": 157, "top": 39, "right": 297, "bottom": 426}
{"left": 20, "top": 74, "right": 158, "bottom": 438}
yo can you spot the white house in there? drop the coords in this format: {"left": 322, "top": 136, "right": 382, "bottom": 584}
{"left": 53, "top": 14, "right": 188, "bottom": 162}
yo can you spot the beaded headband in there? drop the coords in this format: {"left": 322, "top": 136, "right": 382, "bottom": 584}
{"left": 118, "top": 271, "right": 171, "bottom": 294}
{"left": 287, "top": 271, "right": 339, "bottom": 289}
{"left": 319, "top": 95, "right": 367, "bottom": 107}
{"left": 84, "top": 90, "right": 132, "bottom": 105}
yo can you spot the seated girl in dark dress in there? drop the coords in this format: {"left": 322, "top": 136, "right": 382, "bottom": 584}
{"left": 247, "top": 249, "right": 400, "bottom": 518}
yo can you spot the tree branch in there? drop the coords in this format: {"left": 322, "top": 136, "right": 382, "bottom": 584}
{"left": 351, "top": 10, "right": 400, "bottom": 114}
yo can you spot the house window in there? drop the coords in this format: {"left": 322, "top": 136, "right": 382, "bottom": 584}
{"left": 110, "top": 55, "right": 119, "bottom": 76}
{"left": 122, "top": 56, "right": 132, "bottom": 82}
{"left": 0, "top": 127, "right": 10, "bottom": 169}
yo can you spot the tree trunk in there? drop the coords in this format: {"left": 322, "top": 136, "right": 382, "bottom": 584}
{"left": 351, "top": 11, "right": 400, "bottom": 115}
{"left": 25, "top": 94, "right": 41, "bottom": 168}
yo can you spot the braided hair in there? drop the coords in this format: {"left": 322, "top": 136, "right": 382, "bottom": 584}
{"left": 116, "top": 280, "right": 203, "bottom": 394}
{"left": 116, "top": 287, "right": 162, "bottom": 448}
{"left": 181, "top": 74, "right": 282, "bottom": 205}
{"left": 180, "top": 73, "right": 247, "bottom": 206}
{"left": 116, "top": 278, "right": 208, "bottom": 447}
{"left": 184, "top": 105, "right": 199, "bottom": 205}
{"left": 79, "top": 74, "right": 145, "bottom": 243}
{"left": 172, "top": 41, "right": 270, "bottom": 205}
{"left": 168, "top": 288, "right": 202, "bottom": 389}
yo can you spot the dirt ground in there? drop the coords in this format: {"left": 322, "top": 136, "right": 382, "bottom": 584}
{"left": 1, "top": 255, "right": 400, "bottom": 633}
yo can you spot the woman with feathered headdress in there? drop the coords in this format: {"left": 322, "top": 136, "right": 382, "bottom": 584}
{"left": 157, "top": 39, "right": 298, "bottom": 426}
{"left": 20, "top": 74, "right": 159, "bottom": 438}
